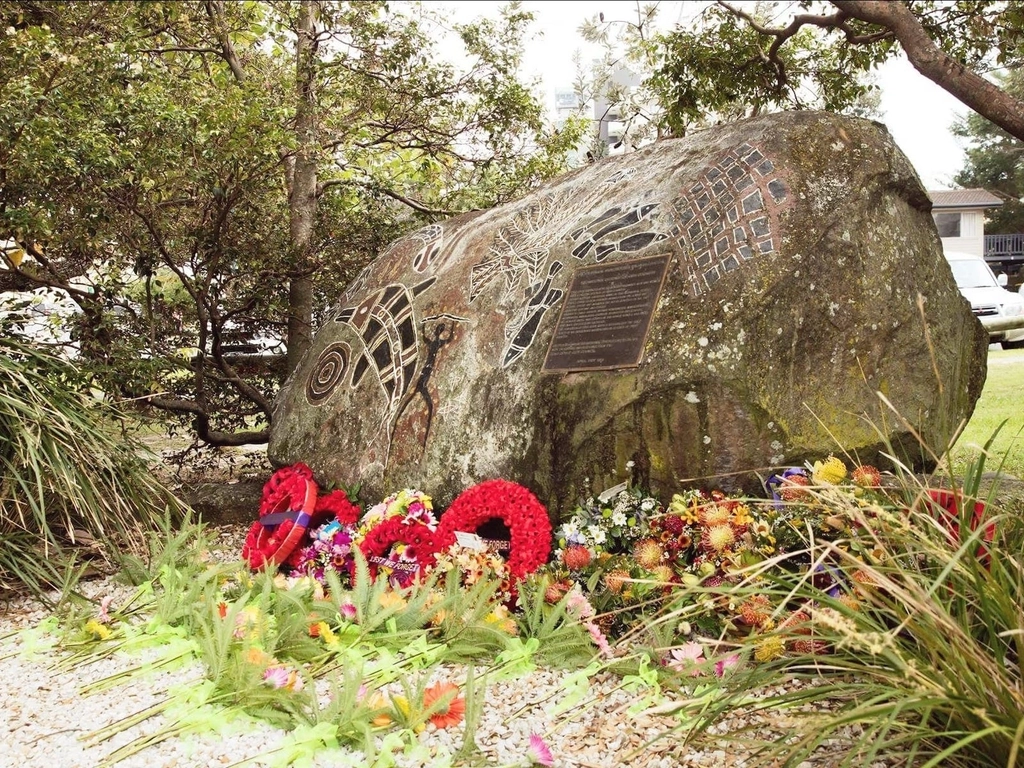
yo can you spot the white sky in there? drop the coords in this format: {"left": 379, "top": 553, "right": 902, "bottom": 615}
{"left": 441, "top": 0, "right": 968, "bottom": 190}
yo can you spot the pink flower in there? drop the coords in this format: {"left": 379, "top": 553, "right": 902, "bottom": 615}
{"left": 527, "top": 733, "right": 554, "bottom": 767}
{"left": 668, "top": 642, "right": 705, "bottom": 677}
{"left": 98, "top": 596, "right": 113, "bottom": 624}
{"left": 714, "top": 653, "right": 741, "bottom": 677}
{"left": 565, "top": 589, "right": 596, "bottom": 620}
{"left": 263, "top": 665, "right": 303, "bottom": 691}
{"left": 339, "top": 602, "right": 357, "bottom": 621}
{"left": 586, "top": 621, "right": 613, "bottom": 658}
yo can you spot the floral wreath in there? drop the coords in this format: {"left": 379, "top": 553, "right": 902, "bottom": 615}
{"left": 283, "top": 487, "right": 362, "bottom": 573}
{"left": 242, "top": 463, "right": 319, "bottom": 570}
{"left": 435, "top": 479, "right": 552, "bottom": 583}
{"left": 359, "top": 516, "right": 440, "bottom": 587}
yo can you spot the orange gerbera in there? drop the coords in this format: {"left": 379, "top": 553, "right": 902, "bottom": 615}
{"left": 423, "top": 682, "right": 465, "bottom": 729}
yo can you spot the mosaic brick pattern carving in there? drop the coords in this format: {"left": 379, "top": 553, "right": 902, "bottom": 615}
{"left": 671, "top": 142, "right": 790, "bottom": 297}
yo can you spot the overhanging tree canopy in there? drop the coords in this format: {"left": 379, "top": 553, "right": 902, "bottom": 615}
{"left": 0, "top": 0, "right": 586, "bottom": 447}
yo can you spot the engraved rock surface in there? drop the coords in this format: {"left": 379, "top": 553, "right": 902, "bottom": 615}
{"left": 269, "top": 110, "right": 987, "bottom": 514}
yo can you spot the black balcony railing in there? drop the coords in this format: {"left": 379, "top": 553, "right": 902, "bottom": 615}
{"left": 985, "top": 233, "right": 1024, "bottom": 258}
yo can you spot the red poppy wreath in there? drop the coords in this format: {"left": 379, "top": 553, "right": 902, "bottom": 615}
{"left": 358, "top": 516, "right": 439, "bottom": 587}
{"left": 242, "top": 463, "right": 319, "bottom": 570}
{"left": 923, "top": 489, "right": 995, "bottom": 567}
{"left": 435, "top": 479, "right": 552, "bottom": 583}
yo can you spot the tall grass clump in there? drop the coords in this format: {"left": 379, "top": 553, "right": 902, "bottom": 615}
{"left": 677, "top": 442, "right": 1024, "bottom": 767}
{"left": 0, "top": 336, "right": 185, "bottom": 596}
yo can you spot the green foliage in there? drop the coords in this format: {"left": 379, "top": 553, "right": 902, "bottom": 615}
{"left": 648, "top": 2, "right": 886, "bottom": 136}
{"left": 954, "top": 69, "right": 1024, "bottom": 234}
{"left": 0, "top": 336, "right": 184, "bottom": 598}
{"left": 948, "top": 349, "right": 1024, "bottom": 481}
{"left": 0, "top": 0, "right": 583, "bottom": 446}
{"left": 667, "top": 436, "right": 1024, "bottom": 767}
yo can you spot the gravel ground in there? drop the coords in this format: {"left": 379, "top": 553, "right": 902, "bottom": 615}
{"left": 0, "top": 525, "right": 893, "bottom": 768}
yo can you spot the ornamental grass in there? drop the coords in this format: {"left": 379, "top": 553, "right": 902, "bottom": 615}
{"left": 666, "top": 435, "right": 1024, "bottom": 768}
{"left": 0, "top": 336, "right": 184, "bottom": 600}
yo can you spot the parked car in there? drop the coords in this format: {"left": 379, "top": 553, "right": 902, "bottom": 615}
{"left": 945, "top": 251, "right": 1024, "bottom": 349}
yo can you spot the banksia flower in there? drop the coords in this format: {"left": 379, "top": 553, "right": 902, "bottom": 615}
{"left": 738, "top": 594, "right": 773, "bottom": 628}
{"left": 812, "top": 455, "right": 847, "bottom": 485}
{"left": 633, "top": 538, "right": 664, "bottom": 570}
{"left": 779, "top": 474, "right": 811, "bottom": 501}
{"left": 562, "top": 545, "right": 592, "bottom": 571}
{"left": 851, "top": 464, "right": 882, "bottom": 488}
{"left": 649, "top": 564, "right": 675, "bottom": 585}
{"left": 838, "top": 593, "right": 860, "bottom": 612}
{"left": 700, "top": 504, "right": 732, "bottom": 527}
{"left": 781, "top": 609, "right": 812, "bottom": 634}
{"left": 544, "top": 579, "right": 572, "bottom": 604}
{"left": 604, "top": 569, "right": 630, "bottom": 594}
{"left": 754, "top": 635, "right": 786, "bottom": 662}
{"left": 791, "top": 638, "right": 829, "bottom": 655}
{"left": 701, "top": 524, "right": 736, "bottom": 553}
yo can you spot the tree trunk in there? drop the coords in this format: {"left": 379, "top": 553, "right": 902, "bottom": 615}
{"left": 286, "top": 0, "right": 318, "bottom": 374}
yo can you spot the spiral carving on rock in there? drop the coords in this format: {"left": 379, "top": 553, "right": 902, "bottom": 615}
{"left": 306, "top": 342, "right": 350, "bottom": 404}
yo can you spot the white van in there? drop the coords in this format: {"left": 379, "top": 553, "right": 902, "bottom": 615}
{"left": 945, "top": 251, "right": 1024, "bottom": 349}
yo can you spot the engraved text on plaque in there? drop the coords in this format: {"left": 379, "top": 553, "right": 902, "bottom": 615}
{"left": 543, "top": 254, "right": 671, "bottom": 372}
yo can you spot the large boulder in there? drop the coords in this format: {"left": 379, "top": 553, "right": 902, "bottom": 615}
{"left": 269, "top": 110, "right": 987, "bottom": 514}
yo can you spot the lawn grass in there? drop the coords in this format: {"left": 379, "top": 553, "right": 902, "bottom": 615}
{"left": 949, "top": 346, "right": 1024, "bottom": 479}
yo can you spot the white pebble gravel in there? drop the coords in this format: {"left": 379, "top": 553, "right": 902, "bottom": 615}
{"left": 0, "top": 525, "right": 899, "bottom": 768}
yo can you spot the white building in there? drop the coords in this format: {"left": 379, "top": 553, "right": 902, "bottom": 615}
{"left": 928, "top": 188, "right": 1003, "bottom": 258}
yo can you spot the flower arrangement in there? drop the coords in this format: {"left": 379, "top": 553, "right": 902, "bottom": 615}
{"left": 435, "top": 479, "right": 552, "bottom": 583}
{"left": 242, "top": 464, "right": 319, "bottom": 570}
{"left": 661, "top": 488, "right": 764, "bottom": 580}
{"left": 761, "top": 458, "right": 893, "bottom": 557}
{"left": 359, "top": 487, "right": 438, "bottom": 534}
{"left": 283, "top": 486, "right": 362, "bottom": 584}
{"left": 288, "top": 518, "right": 360, "bottom": 586}
{"left": 432, "top": 542, "right": 515, "bottom": 608}
{"left": 355, "top": 488, "right": 440, "bottom": 588}
{"left": 555, "top": 482, "right": 660, "bottom": 558}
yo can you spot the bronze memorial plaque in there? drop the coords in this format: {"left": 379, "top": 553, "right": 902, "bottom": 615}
{"left": 543, "top": 253, "right": 671, "bottom": 372}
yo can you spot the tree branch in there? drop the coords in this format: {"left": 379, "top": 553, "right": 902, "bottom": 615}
{"left": 146, "top": 395, "right": 269, "bottom": 446}
{"left": 833, "top": 0, "right": 1024, "bottom": 142}
{"left": 204, "top": 0, "right": 246, "bottom": 84}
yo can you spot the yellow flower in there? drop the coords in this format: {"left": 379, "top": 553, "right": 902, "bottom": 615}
{"left": 378, "top": 591, "right": 408, "bottom": 611}
{"left": 754, "top": 635, "right": 785, "bottom": 662}
{"left": 368, "top": 693, "right": 393, "bottom": 727}
{"left": 84, "top": 619, "right": 111, "bottom": 640}
{"left": 484, "top": 605, "right": 518, "bottom": 635}
{"left": 234, "top": 605, "right": 263, "bottom": 639}
{"left": 245, "top": 646, "right": 273, "bottom": 667}
{"left": 669, "top": 493, "right": 701, "bottom": 524}
{"left": 316, "top": 621, "right": 338, "bottom": 646}
{"left": 731, "top": 504, "right": 754, "bottom": 527}
{"left": 811, "top": 455, "right": 847, "bottom": 485}
{"left": 393, "top": 695, "right": 425, "bottom": 733}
